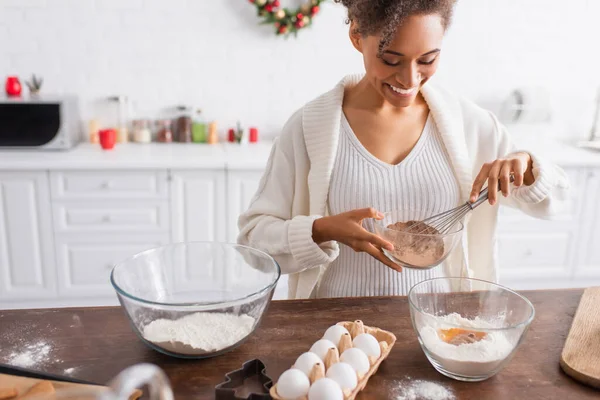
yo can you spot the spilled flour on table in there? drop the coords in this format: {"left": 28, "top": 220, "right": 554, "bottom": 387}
{"left": 64, "top": 367, "right": 78, "bottom": 375}
{"left": 8, "top": 341, "right": 59, "bottom": 368}
{"left": 395, "top": 379, "right": 455, "bottom": 400}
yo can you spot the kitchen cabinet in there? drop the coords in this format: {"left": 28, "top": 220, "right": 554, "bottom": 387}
{"left": 0, "top": 172, "right": 56, "bottom": 303}
{"left": 54, "top": 233, "right": 169, "bottom": 299}
{"left": 573, "top": 168, "right": 600, "bottom": 282}
{"left": 170, "top": 170, "right": 228, "bottom": 291}
{"left": 0, "top": 143, "right": 598, "bottom": 308}
{"left": 497, "top": 167, "right": 585, "bottom": 289}
{"left": 227, "top": 169, "right": 289, "bottom": 300}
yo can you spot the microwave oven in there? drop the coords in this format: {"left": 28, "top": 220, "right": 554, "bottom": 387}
{"left": 0, "top": 95, "right": 81, "bottom": 150}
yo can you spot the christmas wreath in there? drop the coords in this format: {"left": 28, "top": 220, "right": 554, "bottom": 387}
{"left": 249, "top": 0, "right": 326, "bottom": 36}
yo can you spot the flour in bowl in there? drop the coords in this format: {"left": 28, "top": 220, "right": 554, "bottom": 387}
{"left": 143, "top": 312, "right": 256, "bottom": 355}
{"left": 419, "top": 313, "right": 515, "bottom": 376}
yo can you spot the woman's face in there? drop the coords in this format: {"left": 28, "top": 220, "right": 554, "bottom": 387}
{"left": 351, "top": 14, "right": 445, "bottom": 108}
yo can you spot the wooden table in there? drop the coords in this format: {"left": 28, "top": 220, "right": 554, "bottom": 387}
{"left": 0, "top": 289, "right": 597, "bottom": 399}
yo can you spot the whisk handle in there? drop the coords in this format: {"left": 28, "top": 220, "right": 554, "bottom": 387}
{"left": 468, "top": 175, "right": 515, "bottom": 210}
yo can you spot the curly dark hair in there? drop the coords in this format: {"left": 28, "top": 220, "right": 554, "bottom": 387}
{"left": 335, "top": 0, "right": 458, "bottom": 56}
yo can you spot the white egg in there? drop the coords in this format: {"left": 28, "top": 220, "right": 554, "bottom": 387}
{"left": 308, "top": 377, "right": 344, "bottom": 400}
{"left": 309, "top": 339, "right": 337, "bottom": 361}
{"left": 325, "top": 362, "right": 358, "bottom": 391}
{"left": 322, "top": 325, "right": 350, "bottom": 348}
{"left": 276, "top": 369, "right": 310, "bottom": 399}
{"left": 352, "top": 333, "right": 381, "bottom": 358}
{"left": 340, "top": 348, "right": 370, "bottom": 375}
{"left": 293, "top": 352, "right": 323, "bottom": 377}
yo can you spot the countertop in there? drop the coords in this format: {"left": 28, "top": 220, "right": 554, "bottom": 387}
{"left": 0, "top": 142, "right": 275, "bottom": 170}
{"left": 0, "top": 290, "right": 597, "bottom": 399}
{"left": 0, "top": 137, "right": 599, "bottom": 170}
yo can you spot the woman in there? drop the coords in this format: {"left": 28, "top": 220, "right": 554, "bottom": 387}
{"left": 238, "top": 0, "right": 569, "bottom": 299}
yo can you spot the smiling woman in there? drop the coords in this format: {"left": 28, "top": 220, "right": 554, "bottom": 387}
{"left": 237, "top": 0, "right": 570, "bottom": 300}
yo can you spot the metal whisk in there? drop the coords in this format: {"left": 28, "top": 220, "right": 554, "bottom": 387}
{"left": 409, "top": 176, "right": 514, "bottom": 235}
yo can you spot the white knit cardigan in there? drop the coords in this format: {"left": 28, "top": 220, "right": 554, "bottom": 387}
{"left": 238, "top": 75, "right": 570, "bottom": 299}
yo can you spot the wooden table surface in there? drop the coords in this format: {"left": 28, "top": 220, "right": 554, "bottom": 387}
{"left": 0, "top": 289, "right": 598, "bottom": 399}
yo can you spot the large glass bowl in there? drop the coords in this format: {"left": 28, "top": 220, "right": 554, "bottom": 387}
{"left": 408, "top": 277, "right": 535, "bottom": 381}
{"left": 373, "top": 209, "right": 463, "bottom": 269}
{"left": 110, "top": 242, "right": 280, "bottom": 359}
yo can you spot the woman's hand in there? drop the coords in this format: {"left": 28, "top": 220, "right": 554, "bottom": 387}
{"left": 470, "top": 152, "right": 535, "bottom": 205}
{"left": 312, "top": 208, "right": 402, "bottom": 272}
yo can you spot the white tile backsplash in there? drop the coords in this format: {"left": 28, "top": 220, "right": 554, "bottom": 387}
{"left": 0, "top": 0, "right": 597, "bottom": 139}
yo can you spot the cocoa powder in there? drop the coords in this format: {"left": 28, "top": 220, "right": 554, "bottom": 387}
{"left": 385, "top": 221, "right": 445, "bottom": 267}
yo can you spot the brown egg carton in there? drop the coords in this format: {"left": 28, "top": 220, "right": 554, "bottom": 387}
{"left": 270, "top": 320, "right": 397, "bottom": 400}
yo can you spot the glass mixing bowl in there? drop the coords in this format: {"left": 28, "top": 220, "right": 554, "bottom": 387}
{"left": 408, "top": 277, "right": 535, "bottom": 381}
{"left": 110, "top": 242, "right": 280, "bottom": 359}
{"left": 373, "top": 209, "right": 463, "bottom": 269}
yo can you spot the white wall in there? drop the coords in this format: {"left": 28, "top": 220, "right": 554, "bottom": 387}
{"left": 1, "top": 0, "right": 598, "bottom": 140}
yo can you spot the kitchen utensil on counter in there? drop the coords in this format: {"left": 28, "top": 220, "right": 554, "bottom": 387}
{"left": 0, "top": 364, "right": 97, "bottom": 386}
{"left": 5, "top": 76, "right": 21, "bottom": 97}
{"left": 560, "top": 287, "right": 600, "bottom": 389}
{"left": 269, "top": 320, "right": 396, "bottom": 400}
{"left": 7, "top": 363, "right": 172, "bottom": 400}
{"left": 110, "top": 242, "right": 280, "bottom": 359}
{"left": 499, "top": 87, "right": 552, "bottom": 124}
{"left": 373, "top": 209, "right": 463, "bottom": 270}
{"left": 98, "top": 129, "right": 116, "bottom": 150}
{"left": 408, "top": 277, "right": 535, "bottom": 382}
{"left": 215, "top": 359, "right": 272, "bottom": 400}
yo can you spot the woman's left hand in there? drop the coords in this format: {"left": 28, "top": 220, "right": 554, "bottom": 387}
{"left": 470, "top": 152, "right": 535, "bottom": 205}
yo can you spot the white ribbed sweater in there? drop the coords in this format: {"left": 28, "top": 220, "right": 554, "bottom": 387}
{"left": 237, "top": 74, "right": 570, "bottom": 300}
{"left": 317, "top": 114, "right": 459, "bottom": 298}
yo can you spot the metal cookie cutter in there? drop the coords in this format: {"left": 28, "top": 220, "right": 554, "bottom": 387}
{"left": 215, "top": 359, "right": 273, "bottom": 400}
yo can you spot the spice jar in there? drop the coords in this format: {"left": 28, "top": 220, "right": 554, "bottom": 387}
{"left": 156, "top": 119, "right": 173, "bottom": 143}
{"left": 88, "top": 119, "right": 100, "bottom": 144}
{"left": 175, "top": 106, "right": 192, "bottom": 143}
{"left": 192, "top": 109, "right": 207, "bottom": 143}
{"left": 207, "top": 121, "right": 218, "bottom": 144}
{"left": 132, "top": 119, "right": 152, "bottom": 143}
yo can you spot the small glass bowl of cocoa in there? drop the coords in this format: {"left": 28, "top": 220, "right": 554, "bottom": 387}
{"left": 373, "top": 209, "right": 464, "bottom": 269}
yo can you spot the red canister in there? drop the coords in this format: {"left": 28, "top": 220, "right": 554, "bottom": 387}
{"left": 5, "top": 76, "right": 22, "bottom": 96}
{"left": 99, "top": 129, "right": 116, "bottom": 150}
{"left": 249, "top": 127, "right": 258, "bottom": 143}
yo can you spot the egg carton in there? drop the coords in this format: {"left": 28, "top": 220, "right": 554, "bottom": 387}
{"left": 270, "top": 320, "right": 397, "bottom": 400}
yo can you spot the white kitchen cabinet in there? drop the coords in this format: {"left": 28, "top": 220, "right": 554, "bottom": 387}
{"left": 170, "top": 170, "right": 228, "bottom": 290}
{"left": 226, "top": 171, "right": 263, "bottom": 243}
{"left": 573, "top": 168, "right": 600, "bottom": 281}
{"left": 226, "top": 170, "right": 289, "bottom": 300}
{"left": 54, "top": 234, "right": 170, "bottom": 298}
{"left": 50, "top": 170, "right": 169, "bottom": 200}
{"left": 497, "top": 167, "right": 598, "bottom": 290}
{"left": 0, "top": 172, "right": 57, "bottom": 304}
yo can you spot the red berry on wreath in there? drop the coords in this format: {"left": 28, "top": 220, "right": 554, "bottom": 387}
{"left": 295, "top": 19, "right": 305, "bottom": 28}
{"left": 278, "top": 25, "right": 288, "bottom": 34}
{"left": 296, "top": 13, "right": 304, "bottom": 20}
{"left": 311, "top": 5, "right": 319, "bottom": 15}
{"left": 273, "top": 0, "right": 280, "bottom": 7}
{"left": 265, "top": 4, "right": 273, "bottom": 12}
